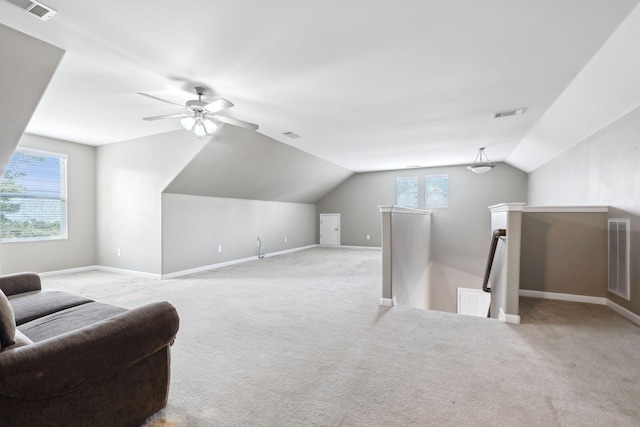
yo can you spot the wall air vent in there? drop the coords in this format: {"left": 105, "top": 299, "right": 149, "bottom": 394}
{"left": 608, "top": 218, "right": 630, "bottom": 300}
{"left": 3, "top": 0, "right": 57, "bottom": 21}
{"left": 494, "top": 108, "right": 526, "bottom": 119}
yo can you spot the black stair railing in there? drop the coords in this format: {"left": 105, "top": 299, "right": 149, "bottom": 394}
{"left": 481, "top": 228, "right": 506, "bottom": 317}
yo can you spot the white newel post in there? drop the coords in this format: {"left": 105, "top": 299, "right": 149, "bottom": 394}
{"left": 488, "top": 203, "right": 525, "bottom": 324}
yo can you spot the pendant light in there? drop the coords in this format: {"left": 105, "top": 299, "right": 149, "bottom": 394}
{"left": 467, "top": 147, "right": 495, "bottom": 173}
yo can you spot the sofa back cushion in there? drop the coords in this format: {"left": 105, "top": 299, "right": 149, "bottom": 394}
{"left": 0, "top": 289, "right": 17, "bottom": 350}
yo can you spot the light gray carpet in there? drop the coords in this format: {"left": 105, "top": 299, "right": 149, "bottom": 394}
{"left": 43, "top": 247, "right": 640, "bottom": 426}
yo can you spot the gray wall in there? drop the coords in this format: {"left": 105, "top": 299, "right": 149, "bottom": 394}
{"left": 318, "top": 163, "right": 528, "bottom": 313}
{"left": 520, "top": 212, "right": 608, "bottom": 297}
{"left": 97, "top": 124, "right": 349, "bottom": 276}
{"left": 528, "top": 105, "right": 640, "bottom": 315}
{"left": 1, "top": 134, "right": 97, "bottom": 274}
{"left": 0, "top": 24, "right": 64, "bottom": 173}
{"left": 97, "top": 131, "right": 207, "bottom": 275}
{"left": 162, "top": 194, "right": 315, "bottom": 274}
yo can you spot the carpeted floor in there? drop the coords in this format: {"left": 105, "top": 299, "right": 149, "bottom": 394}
{"left": 43, "top": 247, "right": 640, "bottom": 426}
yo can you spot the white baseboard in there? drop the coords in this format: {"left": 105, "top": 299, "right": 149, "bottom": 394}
{"left": 161, "top": 244, "right": 318, "bottom": 279}
{"left": 38, "top": 245, "right": 372, "bottom": 280}
{"left": 606, "top": 299, "right": 640, "bottom": 326}
{"left": 96, "top": 266, "right": 162, "bottom": 280}
{"left": 499, "top": 307, "right": 521, "bottom": 324}
{"left": 39, "top": 265, "right": 101, "bottom": 277}
{"left": 161, "top": 256, "right": 256, "bottom": 279}
{"left": 37, "top": 245, "right": 319, "bottom": 280}
{"left": 519, "top": 289, "right": 607, "bottom": 305}
{"left": 379, "top": 296, "right": 397, "bottom": 307}
{"left": 41, "top": 265, "right": 162, "bottom": 280}
{"left": 337, "top": 245, "right": 381, "bottom": 251}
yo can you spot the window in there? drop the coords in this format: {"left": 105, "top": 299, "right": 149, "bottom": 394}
{"left": 425, "top": 175, "right": 448, "bottom": 208}
{"left": 0, "top": 148, "right": 68, "bottom": 242}
{"left": 396, "top": 177, "right": 418, "bottom": 208}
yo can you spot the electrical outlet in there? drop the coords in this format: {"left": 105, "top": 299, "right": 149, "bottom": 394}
{"left": 284, "top": 236, "right": 288, "bottom": 243}
{"left": 366, "top": 235, "right": 371, "bottom": 240}
{"left": 117, "top": 248, "right": 121, "bottom": 256}
{"left": 217, "top": 245, "right": 222, "bottom": 253}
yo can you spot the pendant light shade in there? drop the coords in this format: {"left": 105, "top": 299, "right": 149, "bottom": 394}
{"left": 467, "top": 147, "right": 495, "bottom": 173}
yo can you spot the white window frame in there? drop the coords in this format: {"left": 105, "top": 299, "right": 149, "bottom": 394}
{"left": 0, "top": 148, "right": 68, "bottom": 243}
{"left": 425, "top": 174, "right": 449, "bottom": 208}
{"left": 396, "top": 176, "right": 419, "bottom": 208}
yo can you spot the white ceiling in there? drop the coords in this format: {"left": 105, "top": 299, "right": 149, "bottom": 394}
{"left": 1, "top": 0, "right": 639, "bottom": 173}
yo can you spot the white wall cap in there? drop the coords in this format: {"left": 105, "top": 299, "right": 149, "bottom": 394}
{"left": 378, "top": 205, "right": 433, "bottom": 215}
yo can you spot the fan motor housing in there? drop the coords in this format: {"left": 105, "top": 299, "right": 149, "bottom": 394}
{"left": 186, "top": 100, "right": 207, "bottom": 111}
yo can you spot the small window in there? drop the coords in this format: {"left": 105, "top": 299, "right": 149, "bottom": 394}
{"left": 0, "top": 148, "right": 68, "bottom": 242}
{"left": 425, "top": 175, "right": 448, "bottom": 208}
{"left": 396, "top": 177, "right": 418, "bottom": 208}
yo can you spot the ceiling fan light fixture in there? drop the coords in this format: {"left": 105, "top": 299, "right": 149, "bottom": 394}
{"left": 467, "top": 147, "right": 495, "bottom": 174}
{"left": 203, "top": 118, "right": 218, "bottom": 134}
{"left": 181, "top": 116, "right": 196, "bottom": 131}
{"left": 193, "top": 121, "right": 207, "bottom": 137}
{"left": 139, "top": 87, "right": 258, "bottom": 135}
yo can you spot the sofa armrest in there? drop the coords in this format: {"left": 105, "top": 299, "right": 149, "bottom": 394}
{"left": 0, "top": 273, "right": 42, "bottom": 297}
{"left": 0, "top": 301, "right": 179, "bottom": 399}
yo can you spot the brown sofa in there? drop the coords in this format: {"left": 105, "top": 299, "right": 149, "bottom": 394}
{"left": 0, "top": 272, "right": 180, "bottom": 427}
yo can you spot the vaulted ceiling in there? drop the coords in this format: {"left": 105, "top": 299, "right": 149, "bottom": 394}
{"left": 1, "top": 0, "right": 639, "bottom": 173}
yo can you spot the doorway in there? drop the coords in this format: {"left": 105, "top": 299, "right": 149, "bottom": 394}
{"left": 320, "top": 214, "right": 340, "bottom": 245}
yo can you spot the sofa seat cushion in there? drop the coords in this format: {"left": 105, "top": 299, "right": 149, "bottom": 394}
{"left": 8, "top": 290, "right": 93, "bottom": 326}
{"left": 19, "top": 302, "right": 127, "bottom": 343}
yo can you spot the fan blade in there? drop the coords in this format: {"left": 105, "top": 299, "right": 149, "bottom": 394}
{"left": 143, "top": 113, "right": 190, "bottom": 121}
{"left": 137, "top": 92, "right": 186, "bottom": 108}
{"left": 214, "top": 115, "right": 259, "bottom": 131}
{"left": 204, "top": 98, "right": 234, "bottom": 113}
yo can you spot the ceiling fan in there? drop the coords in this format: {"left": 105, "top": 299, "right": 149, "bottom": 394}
{"left": 138, "top": 86, "right": 259, "bottom": 137}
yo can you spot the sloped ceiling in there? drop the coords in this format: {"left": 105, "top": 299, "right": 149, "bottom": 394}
{"left": 507, "top": 3, "right": 640, "bottom": 172}
{"left": 163, "top": 125, "right": 353, "bottom": 204}
{"left": 1, "top": 1, "right": 639, "bottom": 173}
{"left": 0, "top": 23, "right": 63, "bottom": 173}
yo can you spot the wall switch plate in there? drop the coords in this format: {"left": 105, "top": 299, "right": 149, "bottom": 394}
{"left": 366, "top": 235, "right": 371, "bottom": 240}
{"left": 284, "top": 236, "right": 288, "bottom": 243}
{"left": 217, "top": 245, "right": 222, "bottom": 253}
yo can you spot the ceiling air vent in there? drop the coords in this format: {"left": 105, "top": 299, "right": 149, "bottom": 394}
{"left": 3, "top": 0, "right": 57, "bottom": 21}
{"left": 494, "top": 108, "right": 526, "bottom": 119}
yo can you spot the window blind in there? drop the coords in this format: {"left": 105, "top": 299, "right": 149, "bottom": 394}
{"left": 0, "top": 149, "right": 68, "bottom": 242}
